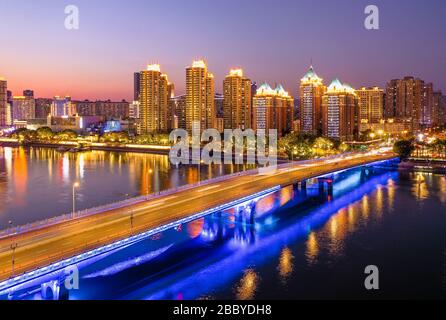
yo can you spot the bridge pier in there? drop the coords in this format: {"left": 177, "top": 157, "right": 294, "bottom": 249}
{"left": 234, "top": 202, "right": 256, "bottom": 225}
{"left": 41, "top": 279, "right": 68, "bottom": 300}
{"left": 317, "top": 177, "right": 334, "bottom": 196}
{"left": 361, "top": 166, "right": 374, "bottom": 181}
{"left": 293, "top": 180, "right": 307, "bottom": 192}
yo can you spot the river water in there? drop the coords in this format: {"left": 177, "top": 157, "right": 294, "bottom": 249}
{"left": 1, "top": 146, "right": 446, "bottom": 300}
{"left": 0, "top": 146, "right": 252, "bottom": 227}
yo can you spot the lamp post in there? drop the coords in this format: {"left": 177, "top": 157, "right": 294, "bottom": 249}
{"left": 291, "top": 147, "right": 297, "bottom": 163}
{"left": 7, "top": 220, "right": 17, "bottom": 277}
{"left": 72, "top": 182, "right": 80, "bottom": 219}
{"left": 147, "top": 168, "right": 153, "bottom": 198}
{"left": 10, "top": 243, "right": 17, "bottom": 277}
{"left": 198, "top": 159, "right": 204, "bottom": 185}
{"left": 130, "top": 210, "right": 134, "bottom": 236}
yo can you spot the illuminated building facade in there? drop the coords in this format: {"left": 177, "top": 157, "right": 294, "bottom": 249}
{"left": 299, "top": 66, "right": 325, "bottom": 135}
{"left": 51, "top": 96, "right": 76, "bottom": 117}
{"left": 223, "top": 69, "right": 252, "bottom": 130}
{"left": 129, "top": 101, "right": 140, "bottom": 119}
{"left": 139, "top": 64, "right": 170, "bottom": 134}
{"left": 322, "top": 79, "right": 357, "bottom": 141}
{"left": 0, "top": 78, "right": 7, "bottom": 127}
{"left": 35, "top": 98, "right": 52, "bottom": 118}
{"left": 170, "top": 95, "right": 187, "bottom": 129}
{"left": 421, "top": 82, "right": 434, "bottom": 128}
{"left": 186, "top": 60, "right": 215, "bottom": 131}
{"left": 355, "top": 87, "right": 384, "bottom": 131}
{"left": 253, "top": 83, "right": 294, "bottom": 137}
{"left": 134, "top": 72, "right": 141, "bottom": 101}
{"left": 385, "top": 77, "right": 424, "bottom": 131}
{"left": 166, "top": 82, "right": 175, "bottom": 130}
{"left": 433, "top": 91, "right": 444, "bottom": 127}
{"left": 12, "top": 95, "right": 35, "bottom": 121}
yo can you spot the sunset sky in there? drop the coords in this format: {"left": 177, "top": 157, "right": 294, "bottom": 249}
{"left": 0, "top": 0, "right": 445, "bottom": 101}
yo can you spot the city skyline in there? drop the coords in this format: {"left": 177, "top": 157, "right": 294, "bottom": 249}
{"left": 0, "top": 0, "right": 445, "bottom": 100}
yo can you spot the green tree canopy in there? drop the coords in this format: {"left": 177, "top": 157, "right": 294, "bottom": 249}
{"left": 393, "top": 140, "right": 414, "bottom": 159}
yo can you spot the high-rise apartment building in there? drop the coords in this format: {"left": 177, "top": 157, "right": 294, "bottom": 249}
{"left": 129, "top": 101, "right": 140, "bottom": 120}
{"left": 322, "top": 79, "right": 358, "bottom": 141}
{"left": 299, "top": 66, "right": 325, "bottom": 135}
{"left": 385, "top": 77, "right": 424, "bottom": 131}
{"left": 421, "top": 83, "right": 434, "bottom": 128}
{"left": 134, "top": 72, "right": 141, "bottom": 102}
{"left": 35, "top": 98, "right": 53, "bottom": 118}
{"left": 74, "top": 100, "right": 129, "bottom": 119}
{"left": 186, "top": 60, "right": 215, "bottom": 131}
{"left": 166, "top": 82, "right": 175, "bottom": 130}
{"left": 433, "top": 91, "right": 444, "bottom": 127}
{"left": 139, "top": 64, "right": 170, "bottom": 134}
{"left": 170, "top": 95, "right": 187, "bottom": 130}
{"left": 223, "top": 69, "right": 252, "bottom": 130}
{"left": 12, "top": 95, "right": 36, "bottom": 121}
{"left": 253, "top": 83, "right": 294, "bottom": 137}
{"left": 51, "top": 96, "right": 76, "bottom": 117}
{"left": 355, "top": 87, "right": 384, "bottom": 131}
{"left": 0, "top": 78, "right": 7, "bottom": 127}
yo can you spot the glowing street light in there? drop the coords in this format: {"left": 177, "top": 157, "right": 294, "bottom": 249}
{"left": 147, "top": 168, "right": 153, "bottom": 198}
{"left": 72, "top": 182, "right": 80, "bottom": 219}
{"left": 291, "top": 147, "right": 298, "bottom": 164}
{"left": 198, "top": 159, "right": 205, "bottom": 185}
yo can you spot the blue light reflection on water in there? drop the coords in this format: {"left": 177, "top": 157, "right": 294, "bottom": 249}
{"left": 2, "top": 167, "right": 400, "bottom": 300}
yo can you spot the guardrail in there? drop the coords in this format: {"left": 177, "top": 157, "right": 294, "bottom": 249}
{"left": 0, "top": 186, "right": 281, "bottom": 290}
{"left": 0, "top": 151, "right": 360, "bottom": 239}
{"left": 0, "top": 165, "right": 264, "bottom": 239}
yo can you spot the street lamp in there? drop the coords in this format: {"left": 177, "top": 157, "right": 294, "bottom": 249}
{"left": 198, "top": 159, "right": 204, "bottom": 185}
{"left": 147, "top": 168, "right": 153, "bottom": 198}
{"left": 10, "top": 243, "right": 17, "bottom": 277}
{"left": 7, "top": 220, "right": 17, "bottom": 277}
{"left": 72, "top": 182, "right": 80, "bottom": 219}
{"left": 291, "top": 147, "right": 298, "bottom": 163}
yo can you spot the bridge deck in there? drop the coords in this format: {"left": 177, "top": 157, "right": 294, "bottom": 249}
{"left": 0, "top": 152, "right": 397, "bottom": 283}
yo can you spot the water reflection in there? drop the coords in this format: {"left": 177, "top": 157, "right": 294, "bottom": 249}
{"left": 278, "top": 247, "right": 294, "bottom": 284}
{"left": 0, "top": 146, "right": 253, "bottom": 226}
{"left": 235, "top": 269, "right": 259, "bottom": 300}
{"left": 2, "top": 156, "right": 446, "bottom": 300}
{"left": 412, "top": 173, "right": 430, "bottom": 200}
{"left": 306, "top": 232, "right": 319, "bottom": 265}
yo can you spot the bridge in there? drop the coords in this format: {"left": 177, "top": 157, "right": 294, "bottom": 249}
{"left": 0, "top": 150, "right": 398, "bottom": 290}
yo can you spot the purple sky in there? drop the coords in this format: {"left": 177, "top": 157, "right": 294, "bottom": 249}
{"left": 0, "top": 0, "right": 445, "bottom": 101}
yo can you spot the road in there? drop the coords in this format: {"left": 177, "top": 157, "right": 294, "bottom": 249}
{"left": 0, "top": 151, "right": 397, "bottom": 282}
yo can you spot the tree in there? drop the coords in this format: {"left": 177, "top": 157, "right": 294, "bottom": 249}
{"left": 101, "top": 131, "right": 130, "bottom": 144}
{"left": 279, "top": 133, "right": 317, "bottom": 160}
{"left": 313, "top": 137, "right": 335, "bottom": 157}
{"left": 393, "top": 140, "right": 414, "bottom": 160}
{"left": 54, "top": 129, "right": 78, "bottom": 141}
{"left": 36, "top": 127, "right": 54, "bottom": 141}
{"left": 10, "top": 128, "right": 37, "bottom": 143}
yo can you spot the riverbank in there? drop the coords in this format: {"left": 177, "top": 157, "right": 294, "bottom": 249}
{"left": 0, "top": 139, "right": 291, "bottom": 161}
{"left": 0, "top": 139, "right": 171, "bottom": 155}
{"left": 399, "top": 159, "right": 446, "bottom": 174}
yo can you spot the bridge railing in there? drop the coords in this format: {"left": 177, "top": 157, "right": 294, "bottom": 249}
{"left": 0, "top": 165, "right": 264, "bottom": 239}
{"left": 0, "top": 151, "right": 360, "bottom": 239}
